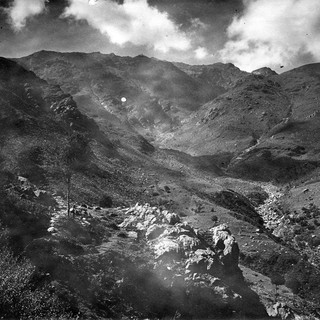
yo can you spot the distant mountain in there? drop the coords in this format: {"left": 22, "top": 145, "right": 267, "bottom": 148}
{"left": 162, "top": 73, "right": 290, "bottom": 155}
{"left": 173, "top": 61, "right": 248, "bottom": 89}
{"left": 164, "top": 64, "right": 320, "bottom": 181}
{"left": 17, "top": 51, "right": 226, "bottom": 141}
{"left": 228, "top": 63, "right": 320, "bottom": 181}
{"left": 16, "top": 52, "right": 320, "bottom": 182}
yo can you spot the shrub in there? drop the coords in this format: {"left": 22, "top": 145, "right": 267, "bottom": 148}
{"left": 99, "top": 194, "right": 113, "bottom": 208}
{"left": 271, "top": 273, "right": 285, "bottom": 286}
{"left": 285, "top": 274, "right": 301, "bottom": 294}
{"left": 307, "top": 223, "right": 315, "bottom": 231}
{"left": 0, "top": 247, "right": 70, "bottom": 319}
{"left": 310, "top": 237, "right": 320, "bottom": 248}
{"left": 300, "top": 220, "right": 308, "bottom": 227}
{"left": 276, "top": 253, "right": 299, "bottom": 273}
{"left": 211, "top": 215, "right": 218, "bottom": 223}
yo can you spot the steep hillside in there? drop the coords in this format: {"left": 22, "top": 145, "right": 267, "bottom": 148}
{"left": 161, "top": 64, "right": 320, "bottom": 182}
{"left": 228, "top": 64, "right": 320, "bottom": 181}
{"left": 278, "top": 63, "right": 320, "bottom": 120}
{"left": 162, "top": 73, "right": 290, "bottom": 155}
{"left": 16, "top": 51, "right": 224, "bottom": 141}
{"left": 0, "top": 56, "right": 154, "bottom": 206}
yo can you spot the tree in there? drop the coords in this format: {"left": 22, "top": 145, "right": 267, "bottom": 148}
{"left": 43, "top": 131, "right": 90, "bottom": 217}
{"left": 99, "top": 194, "right": 113, "bottom": 208}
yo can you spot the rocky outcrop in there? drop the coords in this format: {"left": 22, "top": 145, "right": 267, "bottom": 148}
{"left": 211, "top": 223, "right": 240, "bottom": 269}
{"left": 252, "top": 67, "right": 278, "bottom": 77}
{"left": 6, "top": 176, "right": 56, "bottom": 206}
{"left": 119, "top": 203, "right": 269, "bottom": 318}
{"left": 267, "top": 302, "right": 295, "bottom": 319}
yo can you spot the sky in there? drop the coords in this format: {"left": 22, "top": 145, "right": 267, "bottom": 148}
{"left": 0, "top": 0, "right": 319, "bottom": 72}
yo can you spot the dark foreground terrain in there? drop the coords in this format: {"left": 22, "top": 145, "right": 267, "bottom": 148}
{"left": 0, "top": 53, "right": 320, "bottom": 319}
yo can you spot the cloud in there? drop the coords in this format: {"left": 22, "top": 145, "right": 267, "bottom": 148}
{"left": 62, "top": 0, "right": 191, "bottom": 53}
{"left": 7, "top": 0, "right": 47, "bottom": 31}
{"left": 219, "top": 0, "right": 320, "bottom": 71}
{"left": 195, "top": 47, "right": 208, "bottom": 60}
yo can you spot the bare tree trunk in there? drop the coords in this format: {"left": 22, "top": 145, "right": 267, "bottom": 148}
{"left": 67, "top": 174, "right": 71, "bottom": 217}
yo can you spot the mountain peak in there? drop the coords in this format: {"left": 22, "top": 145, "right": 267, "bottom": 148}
{"left": 251, "top": 67, "right": 277, "bottom": 76}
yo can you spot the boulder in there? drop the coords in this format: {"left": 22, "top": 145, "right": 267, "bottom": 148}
{"left": 267, "top": 302, "right": 294, "bottom": 319}
{"left": 210, "top": 224, "right": 239, "bottom": 268}
{"left": 162, "top": 223, "right": 194, "bottom": 238}
{"left": 177, "top": 235, "right": 201, "bottom": 251}
{"left": 146, "top": 224, "right": 166, "bottom": 240}
{"left": 164, "top": 212, "right": 180, "bottom": 225}
{"left": 117, "top": 204, "right": 268, "bottom": 318}
{"left": 47, "top": 226, "right": 57, "bottom": 233}
{"left": 186, "top": 248, "right": 217, "bottom": 274}
{"left": 153, "top": 238, "right": 180, "bottom": 260}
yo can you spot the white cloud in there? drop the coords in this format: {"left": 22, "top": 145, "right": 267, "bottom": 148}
{"left": 63, "top": 0, "right": 191, "bottom": 53}
{"left": 219, "top": 0, "right": 320, "bottom": 71}
{"left": 195, "top": 47, "right": 208, "bottom": 60}
{"left": 7, "top": 0, "right": 47, "bottom": 31}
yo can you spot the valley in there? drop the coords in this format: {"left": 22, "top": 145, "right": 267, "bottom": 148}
{"left": 0, "top": 51, "right": 320, "bottom": 319}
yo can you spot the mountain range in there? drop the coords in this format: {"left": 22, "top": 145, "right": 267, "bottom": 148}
{"left": 17, "top": 51, "right": 320, "bottom": 183}
{"left": 1, "top": 50, "right": 320, "bottom": 319}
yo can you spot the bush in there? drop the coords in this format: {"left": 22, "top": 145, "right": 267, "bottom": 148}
{"left": 270, "top": 273, "right": 285, "bottom": 286}
{"left": 285, "top": 275, "right": 301, "bottom": 294}
{"left": 310, "top": 237, "right": 320, "bottom": 248}
{"left": 0, "top": 247, "right": 70, "bottom": 319}
{"left": 99, "top": 194, "right": 113, "bottom": 208}
{"left": 211, "top": 215, "right": 218, "bottom": 223}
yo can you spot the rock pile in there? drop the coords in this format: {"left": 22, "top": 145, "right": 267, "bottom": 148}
{"left": 6, "top": 176, "right": 56, "bottom": 206}
{"left": 267, "top": 302, "right": 295, "bottom": 319}
{"left": 119, "top": 203, "right": 268, "bottom": 318}
{"left": 257, "top": 184, "right": 287, "bottom": 236}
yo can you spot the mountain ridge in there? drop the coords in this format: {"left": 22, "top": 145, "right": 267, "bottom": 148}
{"left": 1, "top": 52, "right": 320, "bottom": 319}
{"left": 15, "top": 51, "right": 320, "bottom": 183}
